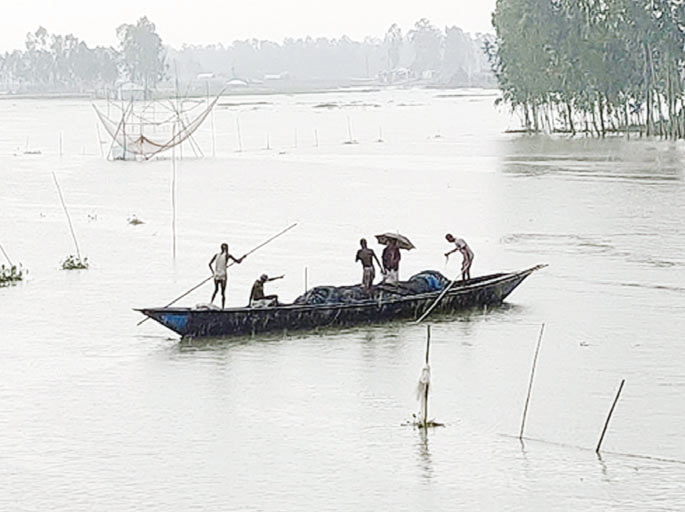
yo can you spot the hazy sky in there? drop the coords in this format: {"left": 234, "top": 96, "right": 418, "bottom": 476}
{"left": 1, "top": 0, "right": 496, "bottom": 52}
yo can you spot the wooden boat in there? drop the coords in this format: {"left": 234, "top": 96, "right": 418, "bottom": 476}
{"left": 136, "top": 265, "right": 545, "bottom": 338}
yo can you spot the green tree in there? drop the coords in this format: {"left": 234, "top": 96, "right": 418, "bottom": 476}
{"left": 385, "top": 23, "right": 403, "bottom": 69}
{"left": 117, "top": 16, "right": 166, "bottom": 92}
{"left": 408, "top": 18, "right": 443, "bottom": 74}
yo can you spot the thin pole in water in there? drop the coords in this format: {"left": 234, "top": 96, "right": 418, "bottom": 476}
{"left": 596, "top": 379, "right": 626, "bottom": 453}
{"left": 0, "top": 242, "right": 13, "bottom": 266}
{"left": 304, "top": 266, "right": 308, "bottom": 293}
{"left": 236, "top": 116, "right": 243, "bottom": 152}
{"left": 96, "top": 123, "right": 104, "bottom": 157}
{"left": 52, "top": 172, "right": 81, "bottom": 260}
{"left": 423, "top": 325, "right": 431, "bottom": 429}
{"left": 207, "top": 81, "right": 216, "bottom": 158}
{"left": 171, "top": 123, "right": 177, "bottom": 259}
{"left": 314, "top": 129, "right": 319, "bottom": 147}
{"left": 59, "top": 132, "right": 63, "bottom": 157}
{"left": 519, "top": 323, "right": 545, "bottom": 440}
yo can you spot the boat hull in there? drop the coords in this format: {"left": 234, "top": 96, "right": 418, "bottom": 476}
{"left": 137, "top": 265, "right": 544, "bottom": 338}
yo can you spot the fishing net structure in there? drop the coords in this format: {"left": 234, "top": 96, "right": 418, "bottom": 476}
{"left": 293, "top": 270, "right": 450, "bottom": 305}
{"left": 93, "top": 95, "right": 219, "bottom": 160}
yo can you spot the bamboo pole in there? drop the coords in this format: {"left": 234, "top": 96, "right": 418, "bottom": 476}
{"left": 236, "top": 117, "right": 243, "bottom": 152}
{"left": 423, "top": 325, "right": 430, "bottom": 429}
{"left": 52, "top": 172, "right": 81, "bottom": 260}
{"left": 0, "top": 242, "right": 13, "bottom": 266}
{"left": 96, "top": 122, "right": 104, "bottom": 157}
{"left": 171, "top": 123, "right": 177, "bottom": 259}
{"left": 596, "top": 379, "right": 625, "bottom": 453}
{"left": 519, "top": 323, "right": 545, "bottom": 439}
{"left": 414, "top": 276, "right": 459, "bottom": 324}
{"left": 304, "top": 266, "right": 308, "bottom": 293}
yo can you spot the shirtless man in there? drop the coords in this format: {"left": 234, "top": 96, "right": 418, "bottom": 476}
{"left": 445, "top": 233, "right": 474, "bottom": 281}
{"left": 249, "top": 274, "right": 284, "bottom": 307}
{"left": 209, "top": 243, "right": 244, "bottom": 308}
{"left": 355, "top": 238, "right": 382, "bottom": 289}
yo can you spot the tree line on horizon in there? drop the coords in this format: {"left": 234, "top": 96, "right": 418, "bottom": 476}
{"left": 0, "top": 17, "right": 493, "bottom": 95}
{"left": 488, "top": 0, "right": 685, "bottom": 139}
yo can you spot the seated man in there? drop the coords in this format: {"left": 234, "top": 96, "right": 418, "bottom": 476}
{"left": 249, "top": 274, "right": 284, "bottom": 307}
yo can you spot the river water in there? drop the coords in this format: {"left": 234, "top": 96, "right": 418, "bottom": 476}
{"left": 0, "top": 89, "right": 683, "bottom": 511}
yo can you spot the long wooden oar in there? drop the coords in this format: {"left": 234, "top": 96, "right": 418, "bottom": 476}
{"left": 137, "top": 222, "right": 298, "bottom": 326}
{"left": 414, "top": 276, "right": 460, "bottom": 324}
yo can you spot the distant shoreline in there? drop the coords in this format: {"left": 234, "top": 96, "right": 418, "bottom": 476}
{"left": 0, "top": 83, "right": 499, "bottom": 102}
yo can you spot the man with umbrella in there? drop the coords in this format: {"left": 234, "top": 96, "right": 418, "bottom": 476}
{"left": 376, "top": 232, "right": 414, "bottom": 284}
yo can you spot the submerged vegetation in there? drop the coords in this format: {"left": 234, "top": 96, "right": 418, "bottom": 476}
{"left": 61, "top": 255, "right": 89, "bottom": 270}
{"left": 0, "top": 264, "right": 26, "bottom": 285}
{"left": 489, "top": 0, "right": 685, "bottom": 138}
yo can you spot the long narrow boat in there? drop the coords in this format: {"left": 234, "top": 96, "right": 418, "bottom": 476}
{"left": 137, "top": 264, "right": 545, "bottom": 338}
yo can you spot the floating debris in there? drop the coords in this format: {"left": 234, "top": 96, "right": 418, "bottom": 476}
{"left": 127, "top": 214, "right": 144, "bottom": 225}
{"left": 0, "top": 264, "right": 27, "bottom": 285}
{"left": 61, "top": 255, "right": 89, "bottom": 270}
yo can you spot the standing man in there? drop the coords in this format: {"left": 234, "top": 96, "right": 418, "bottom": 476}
{"left": 382, "top": 238, "right": 401, "bottom": 284}
{"left": 355, "top": 238, "right": 382, "bottom": 289}
{"left": 209, "top": 243, "right": 244, "bottom": 308}
{"left": 445, "top": 233, "right": 474, "bottom": 281}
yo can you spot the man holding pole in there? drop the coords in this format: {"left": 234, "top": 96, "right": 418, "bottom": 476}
{"left": 209, "top": 243, "right": 244, "bottom": 308}
{"left": 445, "top": 233, "right": 474, "bottom": 281}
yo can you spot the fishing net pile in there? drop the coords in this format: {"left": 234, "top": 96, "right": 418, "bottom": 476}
{"left": 293, "top": 270, "right": 449, "bottom": 306}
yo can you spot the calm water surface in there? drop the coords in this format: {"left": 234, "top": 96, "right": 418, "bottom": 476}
{"left": 0, "top": 89, "right": 684, "bottom": 511}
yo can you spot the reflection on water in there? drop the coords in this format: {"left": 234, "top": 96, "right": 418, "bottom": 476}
{"left": 416, "top": 428, "right": 434, "bottom": 481}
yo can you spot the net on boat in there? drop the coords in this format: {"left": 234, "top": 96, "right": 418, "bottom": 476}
{"left": 293, "top": 270, "right": 450, "bottom": 306}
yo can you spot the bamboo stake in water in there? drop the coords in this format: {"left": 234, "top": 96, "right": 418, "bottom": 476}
{"left": 519, "top": 323, "right": 545, "bottom": 439}
{"left": 0, "top": 242, "right": 13, "bottom": 266}
{"left": 596, "top": 379, "right": 626, "bottom": 453}
{"left": 96, "top": 123, "right": 104, "bottom": 157}
{"left": 423, "top": 325, "right": 431, "bottom": 428}
{"left": 52, "top": 172, "right": 81, "bottom": 259}
{"left": 171, "top": 123, "right": 177, "bottom": 259}
{"left": 236, "top": 117, "right": 243, "bottom": 152}
{"left": 304, "top": 266, "right": 308, "bottom": 293}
